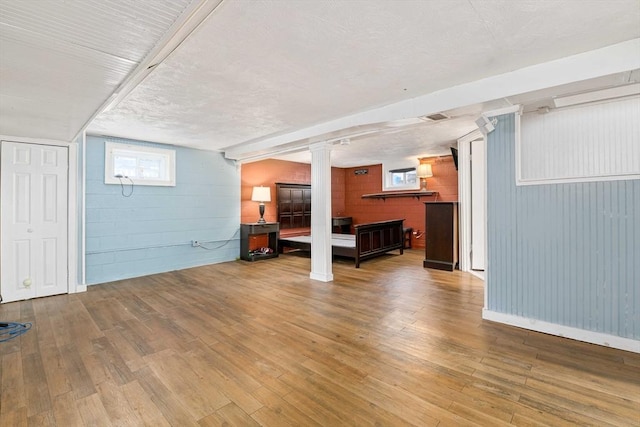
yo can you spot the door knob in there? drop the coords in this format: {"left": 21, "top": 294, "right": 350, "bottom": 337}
{"left": 27, "top": 228, "right": 34, "bottom": 233}
{"left": 23, "top": 278, "right": 32, "bottom": 288}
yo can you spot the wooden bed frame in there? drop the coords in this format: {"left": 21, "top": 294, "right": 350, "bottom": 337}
{"left": 279, "top": 219, "right": 405, "bottom": 267}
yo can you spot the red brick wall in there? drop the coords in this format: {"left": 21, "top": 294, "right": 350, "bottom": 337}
{"left": 423, "top": 156, "right": 459, "bottom": 202}
{"left": 331, "top": 167, "right": 346, "bottom": 216}
{"left": 241, "top": 159, "right": 346, "bottom": 223}
{"left": 343, "top": 157, "right": 458, "bottom": 249}
{"left": 241, "top": 156, "right": 458, "bottom": 249}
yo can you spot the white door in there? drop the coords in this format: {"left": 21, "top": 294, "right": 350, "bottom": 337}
{"left": 471, "top": 138, "right": 486, "bottom": 271}
{"left": 1, "top": 141, "right": 68, "bottom": 302}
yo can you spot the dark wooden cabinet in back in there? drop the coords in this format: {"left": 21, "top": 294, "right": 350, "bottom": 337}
{"left": 423, "top": 202, "right": 459, "bottom": 271}
{"left": 276, "top": 183, "right": 311, "bottom": 229}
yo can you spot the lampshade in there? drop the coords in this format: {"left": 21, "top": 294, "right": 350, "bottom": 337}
{"left": 251, "top": 186, "right": 271, "bottom": 202}
{"left": 417, "top": 163, "right": 433, "bottom": 178}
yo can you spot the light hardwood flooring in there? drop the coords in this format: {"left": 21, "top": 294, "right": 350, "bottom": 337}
{"left": 1, "top": 249, "right": 639, "bottom": 426}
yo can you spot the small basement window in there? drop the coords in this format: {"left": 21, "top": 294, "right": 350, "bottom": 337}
{"left": 105, "top": 141, "right": 176, "bottom": 186}
{"left": 383, "top": 164, "right": 418, "bottom": 191}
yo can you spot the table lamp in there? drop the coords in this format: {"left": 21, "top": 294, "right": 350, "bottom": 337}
{"left": 251, "top": 186, "right": 271, "bottom": 223}
{"left": 417, "top": 163, "right": 433, "bottom": 191}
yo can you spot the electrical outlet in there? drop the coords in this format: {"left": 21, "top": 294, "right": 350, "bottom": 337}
{"left": 191, "top": 240, "right": 199, "bottom": 247}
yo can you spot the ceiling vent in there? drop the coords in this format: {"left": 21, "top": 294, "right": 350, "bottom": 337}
{"left": 420, "top": 112, "right": 450, "bottom": 122}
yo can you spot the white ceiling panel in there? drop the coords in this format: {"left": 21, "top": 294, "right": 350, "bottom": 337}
{"left": 1, "top": 0, "right": 639, "bottom": 166}
{"left": 0, "top": 0, "right": 193, "bottom": 63}
{"left": 0, "top": 0, "right": 203, "bottom": 141}
{"left": 86, "top": 0, "right": 640, "bottom": 166}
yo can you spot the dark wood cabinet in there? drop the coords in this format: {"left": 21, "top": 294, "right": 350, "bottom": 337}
{"left": 240, "top": 222, "right": 279, "bottom": 261}
{"left": 276, "top": 183, "right": 311, "bottom": 229}
{"left": 332, "top": 216, "right": 352, "bottom": 234}
{"left": 423, "top": 202, "right": 458, "bottom": 271}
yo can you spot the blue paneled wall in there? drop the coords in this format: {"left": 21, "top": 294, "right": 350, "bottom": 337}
{"left": 486, "top": 114, "right": 639, "bottom": 340}
{"left": 85, "top": 135, "right": 240, "bottom": 284}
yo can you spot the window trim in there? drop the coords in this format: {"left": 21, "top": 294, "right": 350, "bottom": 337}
{"left": 104, "top": 141, "right": 176, "bottom": 187}
{"left": 382, "top": 162, "right": 419, "bottom": 191}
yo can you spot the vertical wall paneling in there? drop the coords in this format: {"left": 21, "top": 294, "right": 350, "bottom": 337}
{"left": 84, "top": 135, "right": 239, "bottom": 284}
{"left": 519, "top": 96, "right": 640, "bottom": 183}
{"left": 486, "top": 113, "right": 639, "bottom": 343}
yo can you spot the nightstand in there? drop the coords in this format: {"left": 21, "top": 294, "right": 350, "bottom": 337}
{"left": 240, "top": 222, "right": 279, "bottom": 261}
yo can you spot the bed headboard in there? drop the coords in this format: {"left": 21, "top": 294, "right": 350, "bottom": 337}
{"left": 276, "top": 183, "right": 311, "bottom": 229}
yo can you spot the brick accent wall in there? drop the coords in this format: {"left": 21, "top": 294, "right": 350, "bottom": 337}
{"left": 240, "top": 156, "right": 458, "bottom": 249}
{"left": 343, "top": 157, "right": 458, "bottom": 249}
{"left": 241, "top": 159, "right": 346, "bottom": 224}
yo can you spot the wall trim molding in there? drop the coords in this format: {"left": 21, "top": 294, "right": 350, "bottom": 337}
{"left": 457, "top": 130, "right": 484, "bottom": 273}
{"left": 309, "top": 272, "right": 334, "bottom": 282}
{"left": 482, "top": 309, "right": 640, "bottom": 354}
{"left": 483, "top": 104, "right": 521, "bottom": 117}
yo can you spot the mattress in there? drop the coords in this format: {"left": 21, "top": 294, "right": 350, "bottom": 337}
{"left": 281, "top": 233, "right": 356, "bottom": 248}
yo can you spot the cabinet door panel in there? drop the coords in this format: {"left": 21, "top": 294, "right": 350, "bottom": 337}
{"left": 424, "top": 202, "right": 458, "bottom": 271}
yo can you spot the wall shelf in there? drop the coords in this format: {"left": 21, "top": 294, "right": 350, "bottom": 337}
{"left": 361, "top": 191, "right": 437, "bottom": 201}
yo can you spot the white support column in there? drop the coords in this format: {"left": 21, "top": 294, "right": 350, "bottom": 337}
{"left": 309, "top": 141, "right": 333, "bottom": 282}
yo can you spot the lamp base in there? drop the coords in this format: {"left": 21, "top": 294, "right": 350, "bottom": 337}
{"left": 257, "top": 203, "right": 266, "bottom": 223}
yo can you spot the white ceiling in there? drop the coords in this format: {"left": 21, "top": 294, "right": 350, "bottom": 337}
{"left": 1, "top": 0, "right": 639, "bottom": 167}
{"left": 0, "top": 0, "right": 208, "bottom": 141}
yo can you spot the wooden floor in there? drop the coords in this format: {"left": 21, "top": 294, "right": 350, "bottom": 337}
{"left": 1, "top": 250, "right": 639, "bottom": 426}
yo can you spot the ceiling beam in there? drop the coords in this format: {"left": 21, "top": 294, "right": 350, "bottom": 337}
{"left": 225, "top": 38, "right": 640, "bottom": 162}
{"left": 73, "top": 0, "right": 225, "bottom": 142}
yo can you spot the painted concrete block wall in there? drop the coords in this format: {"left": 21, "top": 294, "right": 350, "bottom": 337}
{"left": 344, "top": 164, "right": 427, "bottom": 248}
{"left": 240, "top": 158, "right": 457, "bottom": 248}
{"left": 486, "top": 114, "right": 639, "bottom": 340}
{"left": 240, "top": 159, "right": 346, "bottom": 224}
{"left": 343, "top": 159, "right": 458, "bottom": 249}
{"left": 85, "top": 135, "right": 239, "bottom": 284}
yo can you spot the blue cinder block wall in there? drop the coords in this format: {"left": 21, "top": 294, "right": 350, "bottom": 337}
{"left": 84, "top": 135, "right": 240, "bottom": 284}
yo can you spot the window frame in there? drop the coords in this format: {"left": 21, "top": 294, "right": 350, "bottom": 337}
{"left": 382, "top": 162, "right": 419, "bottom": 191}
{"left": 104, "top": 141, "right": 176, "bottom": 187}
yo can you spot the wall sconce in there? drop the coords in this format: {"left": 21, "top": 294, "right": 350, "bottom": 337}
{"left": 416, "top": 163, "right": 433, "bottom": 191}
{"left": 251, "top": 186, "right": 271, "bottom": 223}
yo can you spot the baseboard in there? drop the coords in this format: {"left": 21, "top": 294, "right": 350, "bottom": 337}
{"left": 482, "top": 309, "right": 640, "bottom": 354}
{"left": 70, "top": 283, "right": 87, "bottom": 294}
{"left": 309, "top": 272, "right": 334, "bottom": 282}
{"left": 469, "top": 269, "right": 485, "bottom": 280}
